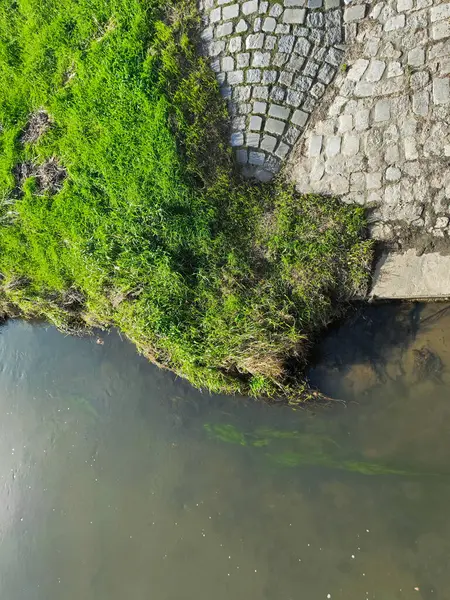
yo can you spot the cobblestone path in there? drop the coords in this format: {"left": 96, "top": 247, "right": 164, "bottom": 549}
{"left": 200, "top": 0, "right": 450, "bottom": 245}
{"left": 199, "top": 0, "right": 346, "bottom": 182}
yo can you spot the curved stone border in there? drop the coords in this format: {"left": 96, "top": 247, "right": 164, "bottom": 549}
{"left": 199, "top": 0, "right": 346, "bottom": 181}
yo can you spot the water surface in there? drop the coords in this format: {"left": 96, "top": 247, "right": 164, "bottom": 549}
{"left": 1, "top": 305, "right": 450, "bottom": 599}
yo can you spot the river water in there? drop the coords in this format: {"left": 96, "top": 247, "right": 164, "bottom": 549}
{"left": 1, "top": 304, "right": 450, "bottom": 600}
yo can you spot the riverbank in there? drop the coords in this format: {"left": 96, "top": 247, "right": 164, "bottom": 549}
{"left": 0, "top": 0, "right": 371, "bottom": 402}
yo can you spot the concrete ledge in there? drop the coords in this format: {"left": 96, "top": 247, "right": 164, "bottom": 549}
{"left": 371, "top": 250, "right": 450, "bottom": 300}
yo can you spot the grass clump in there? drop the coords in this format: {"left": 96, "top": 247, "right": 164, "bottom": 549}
{"left": 0, "top": 0, "right": 372, "bottom": 402}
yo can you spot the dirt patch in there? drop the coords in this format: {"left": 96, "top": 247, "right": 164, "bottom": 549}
{"left": 21, "top": 110, "right": 51, "bottom": 144}
{"left": 13, "top": 157, "right": 67, "bottom": 197}
{"left": 35, "top": 157, "right": 67, "bottom": 194}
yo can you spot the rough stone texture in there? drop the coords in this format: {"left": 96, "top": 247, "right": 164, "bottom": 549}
{"left": 199, "top": 0, "right": 345, "bottom": 181}
{"left": 371, "top": 250, "right": 450, "bottom": 299}
{"left": 287, "top": 0, "right": 450, "bottom": 247}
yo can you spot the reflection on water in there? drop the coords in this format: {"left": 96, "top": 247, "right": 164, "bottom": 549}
{"left": 0, "top": 306, "right": 450, "bottom": 599}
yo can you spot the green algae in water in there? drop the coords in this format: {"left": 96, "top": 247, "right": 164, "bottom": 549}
{"left": 203, "top": 423, "right": 434, "bottom": 477}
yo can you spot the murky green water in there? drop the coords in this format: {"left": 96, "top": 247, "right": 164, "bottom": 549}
{"left": 1, "top": 305, "right": 450, "bottom": 599}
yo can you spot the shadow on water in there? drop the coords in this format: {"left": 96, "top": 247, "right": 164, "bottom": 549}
{"left": 307, "top": 301, "right": 438, "bottom": 399}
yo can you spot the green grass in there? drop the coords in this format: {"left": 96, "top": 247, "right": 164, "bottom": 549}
{"left": 0, "top": 0, "right": 372, "bottom": 402}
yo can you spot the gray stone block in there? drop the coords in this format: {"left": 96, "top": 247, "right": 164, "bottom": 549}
{"left": 273, "top": 52, "right": 289, "bottom": 67}
{"left": 250, "top": 115, "right": 263, "bottom": 130}
{"left": 253, "top": 86, "right": 269, "bottom": 100}
{"left": 265, "top": 118, "right": 286, "bottom": 135}
{"left": 246, "top": 132, "right": 261, "bottom": 147}
{"left": 286, "top": 89, "right": 303, "bottom": 107}
{"left": 246, "top": 68, "right": 262, "bottom": 83}
{"left": 246, "top": 33, "right": 265, "bottom": 49}
{"left": 242, "top": 0, "right": 258, "bottom": 15}
{"left": 262, "top": 70, "right": 278, "bottom": 84}
{"left": 222, "top": 56, "right": 234, "bottom": 71}
{"left": 249, "top": 151, "right": 266, "bottom": 166}
{"left": 236, "top": 149, "right": 248, "bottom": 164}
{"left": 252, "top": 52, "right": 271, "bottom": 67}
{"left": 229, "top": 37, "right": 242, "bottom": 53}
{"left": 263, "top": 17, "right": 276, "bottom": 32}
{"left": 286, "top": 54, "right": 305, "bottom": 72}
{"left": 295, "top": 37, "right": 311, "bottom": 56}
{"left": 235, "top": 19, "right": 249, "bottom": 33}
{"left": 237, "top": 52, "right": 250, "bottom": 68}
{"left": 210, "top": 7, "right": 221, "bottom": 23}
{"left": 285, "top": 126, "right": 301, "bottom": 145}
{"left": 365, "top": 60, "right": 386, "bottom": 83}
{"left": 374, "top": 99, "right": 391, "bottom": 122}
{"left": 283, "top": 8, "right": 306, "bottom": 23}
{"left": 264, "top": 36, "right": 277, "bottom": 50}
{"left": 222, "top": 3, "right": 239, "bottom": 20}
{"left": 275, "top": 141, "right": 291, "bottom": 159}
{"left": 216, "top": 22, "right": 234, "bottom": 37}
{"left": 269, "top": 104, "right": 291, "bottom": 120}
{"left": 207, "top": 40, "right": 225, "bottom": 57}
{"left": 275, "top": 24, "right": 291, "bottom": 34}
{"left": 284, "top": 0, "right": 305, "bottom": 7}
{"left": 230, "top": 131, "right": 244, "bottom": 146}
{"left": 344, "top": 4, "right": 365, "bottom": 22}
{"left": 294, "top": 75, "right": 313, "bottom": 92}
{"left": 270, "top": 86, "right": 286, "bottom": 101}
{"left": 311, "top": 82, "right": 326, "bottom": 98}
{"left": 308, "top": 135, "right": 323, "bottom": 157}
{"left": 408, "top": 47, "right": 425, "bottom": 68}
{"left": 384, "top": 14, "right": 406, "bottom": 31}
{"left": 261, "top": 135, "right": 277, "bottom": 152}
{"left": 228, "top": 70, "right": 244, "bottom": 84}
{"left": 318, "top": 63, "right": 335, "bottom": 84}
{"left": 278, "top": 35, "right": 295, "bottom": 53}
{"left": 253, "top": 17, "right": 262, "bottom": 32}
{"left": 279, "top": 71, "right": 293, "bottom": 86}
{"left": 303, "top": 60, "right": 319, "bottom": 78}
{"left": 433, "top": 78, "right": 450, "bottom": 105}
{"left": 292, "top": 109, "right": 308, "bottom": 127}
{"left": 253, "top": 101, "right": 267, "bottom": 114}
{"left": 234, "top": 86, "right": 252, "bottom": 101}
{"left": 269, "top": 3, "right": 284, "bottom": 17}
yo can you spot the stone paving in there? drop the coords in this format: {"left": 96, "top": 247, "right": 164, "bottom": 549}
{"left": 200, "top": 0, "right": 450, "bottom": 247}
{"left": 199, "top": 0, "right": 346, "bottom": 182}
{"left": 287, "top": 0, "right": 450, "bottom": 244}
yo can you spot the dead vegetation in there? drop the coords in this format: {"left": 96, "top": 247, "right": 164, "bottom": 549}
{"left": 21, "top": 109, "right": 51, "bottom": 144}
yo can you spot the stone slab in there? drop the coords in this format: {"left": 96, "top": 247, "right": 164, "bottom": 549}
{"left": 371, "top": 250, "right": 450, "bottom": 299}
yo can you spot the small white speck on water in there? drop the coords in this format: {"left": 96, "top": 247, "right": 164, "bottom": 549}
{"left": 351, "top": 555, "right": 355, "bottom": 559}
{"left": 129, "top": 536, "right": 132, "bottom": 539}
{"left": 307, "top": 543, "right": 310, "bottom": 547}
{"left": 254, "top": 570, "right": 257, "bottom": 573}
{"left": 362, "top": 573, "right": 366, "bottom": 576}
{"left": 327, "top": 595, "right": 331, "bottom": 599}
{"left": 227, "top": 573, "right": 230, "bottom": 577}
{"left": 90, "top": 521, "right": 93, "bottom": 524}
{"left": 228, "top": 556, "right": 231, "bottom": 559}
{"left": 366, "top": 529, "right": 370, "bottom": 533}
